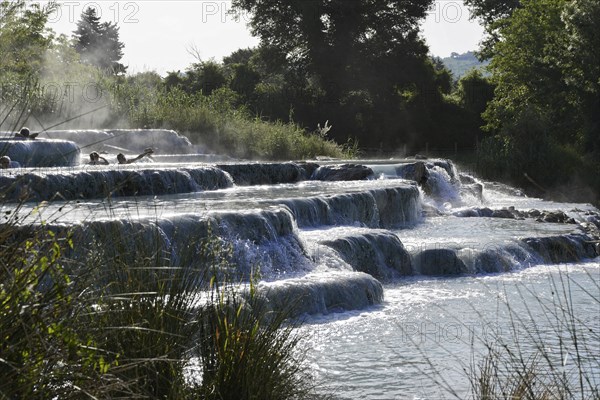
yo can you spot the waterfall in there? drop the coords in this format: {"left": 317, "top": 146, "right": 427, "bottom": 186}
{"left": 0, "top": 166, "right": 234, "bottom": 201}
{"left": 2, "top": 133, "right": 599, "bottom": 317}
{"left": 0, "top": 138, "right": 80, "bottom": 167}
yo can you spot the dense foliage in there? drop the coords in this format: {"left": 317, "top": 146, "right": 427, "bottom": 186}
{"left": 0, "top": 2, "right": 345, "bottom": 160}
{"left": 226, "top": 0, "right": 478, "bottom": 152}
{"left": 0, "top": 1, "right": 53, "bottom": 76}
{"left": 476, "top": 0, "right": 600, "bottom": 203}
{"left": 0, "top": 1, "right": 55, "bottom": 132}
{"left": 0, "top": 209, "right": 313, "bottom": 398}
{"left": 463, "top": 0, "right": 521, "bottom": 59}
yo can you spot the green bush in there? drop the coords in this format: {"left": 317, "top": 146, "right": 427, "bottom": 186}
{"left": 197, "top": 277, "right": 312, "bottom": 400}
{"left": 0, "top": 209, "right": 106, "bottom": 398}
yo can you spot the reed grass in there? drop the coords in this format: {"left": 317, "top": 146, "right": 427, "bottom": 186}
{"left": 196, "top": 275, "right": 312, "bottom": 400}
{"left": 0, "top": 204, "right": 107, "bottom": 398}
{"left": 117, "top": 85, "right": 349, "bottom": 160}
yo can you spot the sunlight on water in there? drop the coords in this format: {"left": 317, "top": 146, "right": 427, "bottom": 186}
{"left": 396, "top": 216, "right": 580, "bottom": 247}
{"left": 299, "top": 262, "right": 600, "bottom": 399}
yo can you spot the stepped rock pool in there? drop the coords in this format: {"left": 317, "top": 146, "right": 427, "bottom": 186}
{"left": 1, "top": 130, "right": 598, "bottom": 399}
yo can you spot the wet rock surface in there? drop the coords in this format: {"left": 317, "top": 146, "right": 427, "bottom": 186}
{"left": 414, "top": 248, "right": 468, "bottom": 275}
{"left": 218, "top": 162, "right": 308, "bottom": 185}
{"left": 311, "top": 163, "right": 374, "bottom": 181}
{"left": 453, "top": 207, "right": 578, "bottom": 224}
{"left": 319, "top": 231, "right": 413, "bottom": 280}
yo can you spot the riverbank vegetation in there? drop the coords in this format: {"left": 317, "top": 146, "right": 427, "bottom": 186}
{"left": 0, "top": 205, "right": 313, "bottom": 398}
{"left": 0, "top": 1, "right": 347, "bottom": 160}
{"left": 467, "top": 0, "right": 599, "bottom": 205}
{"left": 1, "top": 0, "right": 599, "bottom": 397}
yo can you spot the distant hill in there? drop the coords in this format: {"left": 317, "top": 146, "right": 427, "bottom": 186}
{"left": 441, "top": 51, "right": 490, "bottom": 79}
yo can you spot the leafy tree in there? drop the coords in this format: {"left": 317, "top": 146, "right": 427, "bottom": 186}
{"left": 464, "top": 0, "right": 521, "bottom": 59}
{"left": 0, "top": 1, "right": 57, "bottom": 130}
{"left": 229, "top": 63, "right": 261, "bottom": 100}
{"left": 0, "top": 1, "right": 54, "bottom": 76}
{"left": 233, "top": 0, "right": 432, "bottom": 94}
{"left": 223, "top": 47, "right": 256, "bottom": 66}
{"left": 560, "top": 0, "right": 600, "bottom": 159}
{"left": 479, "top": 0, "right": 600, "bottom": 202}
{"left": 164, "top": 70, "right": 184, "bottom": 91}
{"left": 183, "top": 61, "right": 227, "bottom": 96}
{"left": 456, "top": 69, "right": 495, "bottom": 118}
{"left": 231, "top": 0, "right": 463, "bottom": 151}
{"left": 73, "top": 7, "right": 126, "bottom": 74}
{"left": 431, "top": 56, "right": 453, "bottom": 94}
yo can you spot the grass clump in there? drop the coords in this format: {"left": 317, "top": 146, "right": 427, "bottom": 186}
{"left": 197, "top": 276, "right": 311, "bottom": 400}
{"left": 0, "top": 209, "right": 108, "bottom": 398}
{"left": 115, "top": 84, "right": 350, "bottom": 160}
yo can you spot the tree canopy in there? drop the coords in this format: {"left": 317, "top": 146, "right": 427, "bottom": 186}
{"left": 232, "top": 0, "right": 432, "bottom": 95}
{"left": 229, "top": 0, "right": 471, "bottom": 151}
{"left": 0, "top": 0, "right": 54, "bottom": 76}
{"left": 464, "top": 0, "right": 521, "bottom": 59}
{"left": 73, "top": 7, "right": 126, "bottom": 74}
{"left": 477, "top": 0, "right": 600, "bottom": 201}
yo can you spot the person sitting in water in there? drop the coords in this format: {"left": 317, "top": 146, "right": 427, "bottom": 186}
{"left": 0, "top": 156, "right": 11, "bottom": 169}
{"left": 0, "top": 155, "right": 20, "bottom": 168}
{"left": 14, "top": 127, "right": 39, "bottom": 139}
{"left": 117, "top": 148, "right": 154, "bottom": 164}
{"left": 89, "top": 151, "right": 109, "bottom": 165}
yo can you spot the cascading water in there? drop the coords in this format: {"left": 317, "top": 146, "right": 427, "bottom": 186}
{"left": 1, "top": 129, "right": 598, "bottom": 398}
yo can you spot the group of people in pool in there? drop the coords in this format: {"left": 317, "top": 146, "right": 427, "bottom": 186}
{"left": 1, "top": 127, "right": 155, "bottom": 168}
{"left": 89, "top": 148, "right": 154, "bottom": 165}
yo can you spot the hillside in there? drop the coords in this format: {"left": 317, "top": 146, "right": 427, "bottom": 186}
{"left": 442, "top": 51, "right": 490, "bottom": 79}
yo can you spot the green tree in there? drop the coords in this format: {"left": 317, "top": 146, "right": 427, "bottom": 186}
{"left": 231, "top": 0, "right": 459, "bottom": 151}
{"left": 183, "top": 60, "right": 227, "bottom": 96}
{"left": 72, "top": 7, "right": 126, "bottom": 74}
{"left": 560, "top": 0, "right": 600, "bottom": 159}
{"left": 0, "top": 1, "right": 56, "bottom": 131}
{"left": 479, "top": 0, "right": 600, "bottom": 202}
{"left": 223, "top": 47, "right": 256, "bottom": 66}
{"left": 0, "top": 0, "right": 54, "bottom": 76}
{"left": 229, "top": 63, "right": 261, "bottom": 101}
{"left": 233, "top": 0, "right": 432, "bottom": 95}
{"left": 456, "top": 69, "right": 495, "bottom": 118}
{"left": 464, "top": 0, "right": 521, "bottom": 59}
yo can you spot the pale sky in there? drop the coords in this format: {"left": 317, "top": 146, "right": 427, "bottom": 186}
{"left": 43, "top": 1, "right": 484, "bottom": 75}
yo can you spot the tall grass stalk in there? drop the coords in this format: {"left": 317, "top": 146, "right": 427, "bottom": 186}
{"left": 196, "top": 273, "right": 312, "bottom": 399}
{"left": 112, "top": 85, "right": 349, "bottom": 160}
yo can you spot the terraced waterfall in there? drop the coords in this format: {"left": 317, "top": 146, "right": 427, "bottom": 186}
{"left": 1, "top": 129, "right": 598, "bottom": 398}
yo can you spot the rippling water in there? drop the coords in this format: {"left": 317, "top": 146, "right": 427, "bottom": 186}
{"left": 299, "top": 262, "right": 600, "bottom": 399}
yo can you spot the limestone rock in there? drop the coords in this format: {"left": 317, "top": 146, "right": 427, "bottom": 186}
{"left": 415, "top": 248, "right": 467, "bottom": 275}
{"left": 311, "top": 164, "right": 374, "bottom": 181}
